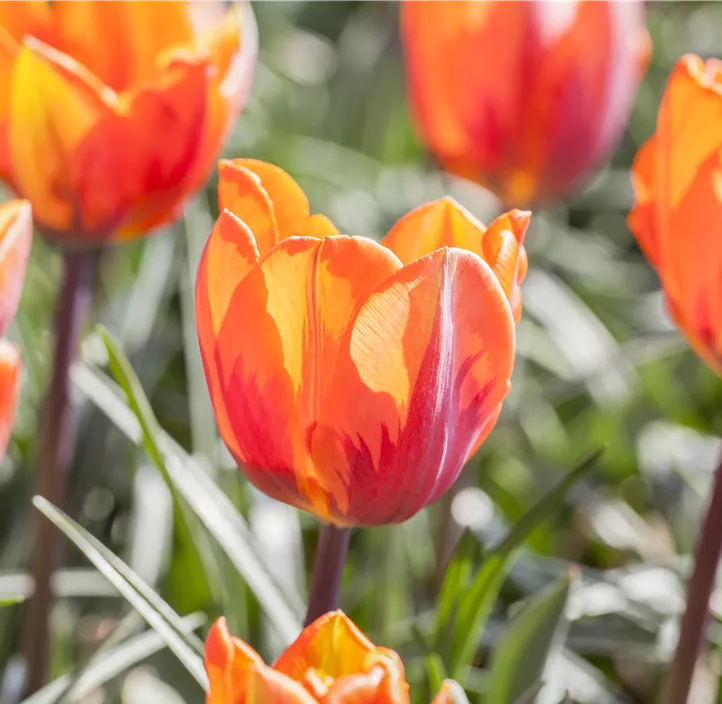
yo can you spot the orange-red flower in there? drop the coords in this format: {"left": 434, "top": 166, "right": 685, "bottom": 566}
{"left": 205, "top": 611, "right": 465, "bottom": 703}
{"left": 0, "top": 200, "right": 32, "bottom": 460}
{"left": 629, "top": 55, "right": 722, "bottom": 375}
{"left": 196, "top": 159, "right": 527, "bottom": 526}
{"left": 0, "top": 1, "right": 256, "bottom": 245}
{"left": 401, "top": 0, "right": 650, "bottom": 206}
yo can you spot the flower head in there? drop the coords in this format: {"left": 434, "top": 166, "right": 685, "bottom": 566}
{"left": 196, "top": 160, "right": 525, "bottom": 526}
{"left": 205, "top": 611, "right": 464, "bottom": 703}
{"left": 629, "top": 54, "right": 722, "bottom": 375}
{"left": 0, "top": 0, "right": 257, "bottom": 244}
{"left": 402, "top": 0, "right": 650, "bottom": 206}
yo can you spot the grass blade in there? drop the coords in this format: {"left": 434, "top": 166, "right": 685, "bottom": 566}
{"left": 32, "top": 497, "right": 208, "bottom": 690}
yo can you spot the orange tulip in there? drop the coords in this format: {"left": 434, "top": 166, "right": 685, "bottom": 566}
{"left": 0, "top": 200, "right": 32, "bottom": 460}
{"left": 0, "top": 1, "right": 256, "bottom": 245}
{"left": 196, "top": 159, "right": 526, "bottom": 526}
{"left": 402, "top": 0, "right": 650, "bottom": 206}
{"left": 629, "top": 55, "right": 722, "bottom": 375}
{"left": 205, "top": 610, "right": 465, "bottom": 703}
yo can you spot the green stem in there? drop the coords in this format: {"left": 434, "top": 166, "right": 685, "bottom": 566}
{"left": 21, "top": 248, "right": 95, "bottom": 695}
{"left": 660, "top": 448, "right": 722, "bottom": 704}
{"left": 304, "top": 523, "right": 351, "bottom": 626}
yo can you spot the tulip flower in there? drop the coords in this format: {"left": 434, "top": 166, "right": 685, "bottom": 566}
{"left": 196, "top": 159, "right": 526, "bottom": 526}
{"left": 0, "top": 199, "right": 32, "bottom": 461}
{"left": 205, "top": 610, "right": 465, "bottom": 703}
{"left": 629, "top": 55, "right": 722, "bottom": 375}
{"left": 401, "top": 0, "right": 650, "bottom": 206}
{"left": 0, "top": 0, "right": 257, "bottom": 244}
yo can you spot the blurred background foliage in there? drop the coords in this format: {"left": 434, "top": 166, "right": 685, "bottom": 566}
{"left": 3, "top": 1, "right": 722, "bottom": 703}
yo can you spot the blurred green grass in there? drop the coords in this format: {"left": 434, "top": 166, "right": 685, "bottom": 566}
{"left": 3, "top": 2, "right": 722, "bottom": 702}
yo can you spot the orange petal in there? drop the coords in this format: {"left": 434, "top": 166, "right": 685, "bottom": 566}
{"left": 274, "top": 612, "right": 378, "bottom": 683}
{"left": 206, "top": 234, "right": 400, "bottom": 519}
{"left": 71, "top": 55, "right": 208, "bottom": 241}
{"left": 381, "top": 198, "right": 485, "bottom": 264}
{"left": 8, "top": 38, "right": 111, "bottom": 234}
{"left": 297, "top": 214, "right": 339, "bottom": 239}
{"left": 196, "top": 211, "right": 259, "bottom": 462}
{"left": 312, "top": 248, "right": 515, "bottom": 525}
{"left": 431, "top": 680, "right": 470, "bottom": 704}
{"left": 0, "top": 339, "right": 20, "bottom": 463}
{"left": 218, "top": 159, "right": 311, "bottom": 255}
{"left": 54, "top": 0, "right": 194, "bottom": 91}
{"left": 0, "top": 1, "right": 53, "bottom": 45}
{"left": 0, "top": 200, "right": 32, "bottom": 337}
{"left": 322, "top": 664, "right": 410, "bottom": 704}
{"left": 204, "top": 617, "right": 316, "bottom": 704}
{"left": 628, "top": 136, "right": 659, "bottom": 267}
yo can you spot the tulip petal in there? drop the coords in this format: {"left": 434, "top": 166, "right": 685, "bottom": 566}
{"left": 205, "top": 617, "right": 316, "bottom": 704}
{"left": 9, "top": 38, "right": 111, "bottom": 234}
{"left": 54, "top": 0, "right": 194, "bottom": 91}
{"left": 628, "top": 136, "right": 659, "bottom": 267}
{"left": 274, "top": 611, "right": 377, "bottom": 683}
{"left": 296, "top": 213, "right": 339, "bottom": 239}
{"left": 218, "top": 159, "right": 312, "bottom": 256}
{"left": 204, "top": 235, "right": 400, "bottom": 518}
{"left": 196, "top": 211, "right": 259, "bottom": 461}
{"left": 431, "top": 680, "right": 471, "bottom": 704}
{"left": 313, "top": 248, "right": 515, "bottom": 525}
{"left": 0, "top": 1, "right": 53, "bottom": 45}
{"left": 382, "top": 198, "right": 484, "bottom": 264}
{"left": 0, "top": 339, "right": 19, "bottom": 463}
{"left": 70, "top": 55, "right": 208, "bottom": 240}
{"left": 0, "top": 200, "right": 32, "bottom": 336}
{"left": 322, "top": 664, "right": 410, "bottom": 704}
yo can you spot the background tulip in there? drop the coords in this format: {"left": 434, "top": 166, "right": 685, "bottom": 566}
{"left": 629, "top": 54, "right": 722, "bottom": 376}
{"left": 401, "top": 0, "right": 650, "bottom": 206}
{"left": 206, "top": 611, "right": 466, "bottom": 703}
{"left": 0, "top": 0, "right": 257, "bottom": 244}
{"left": 196, "top": 160, "right": 522, "bottom": 527}
{"left": 0, "top": 199, "right": 31, "bottom": 462}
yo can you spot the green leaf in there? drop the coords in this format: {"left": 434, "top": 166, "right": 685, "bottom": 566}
{"left": 487, "top": 572, "right": 576, "bottom": 704}
{"left": 75, "top": 327, "right": 304, "bottom": 644}
{"left": 20, "top": 613, "right": 205, "bottom": 704}
{"left": 425, "top": 653, "right": 448, "bottom": 698}
{"left": 32, "top": 497, "right": 208, "bottom": 690}
{"left": 447, "top": 447, "right": 604, "bottom": 680}
{"left": 0, "top": 595, "right": 24, "bottom": 607}
{"left": 511, "top": 682, "right": 545, "bottom": 704}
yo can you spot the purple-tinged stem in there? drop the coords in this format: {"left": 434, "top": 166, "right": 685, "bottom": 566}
{"left": 21, "top": 248, "right": 95, "bottom": 695}
{"left": 660, "top": 448, "right": 722, "bottom": 704}
{"left": 304, "top": 523, "right": 351, "bottom": 626}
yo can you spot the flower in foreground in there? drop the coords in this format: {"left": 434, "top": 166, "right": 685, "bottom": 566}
{"left": 629, "top": 55, "right": 722, "bottom": 375}
{"left": 401, "top": 0, "right": 650, "bottom": 206}
{"left": 196, "top": 159, "right": 528, "bottom": 526}
{"left": 205, "top": 610, "right": 465, "bottom": 703}
{"left": 0, "top": 0, "right": 257, "bottom": 244}
{"left": 0, "top": 200, "right": 32, "bottom": 460}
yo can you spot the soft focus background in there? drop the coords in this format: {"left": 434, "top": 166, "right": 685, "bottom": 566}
{"left": 2, "top": 2, "right": 722, "bottom": 703}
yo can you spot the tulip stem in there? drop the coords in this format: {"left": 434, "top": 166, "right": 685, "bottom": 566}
{"left": 304, "top": 523, "right": 351, "bottom": 626}
{"left": 21, "top": 248, "right": 95, "bottom": 695}
{"left": 660, "top": 447, "right": 722, "bottom": 704}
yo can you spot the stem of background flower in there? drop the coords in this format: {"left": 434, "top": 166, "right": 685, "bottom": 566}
{"left": 304, "top": 523, "right": 351, "bottom": 626}
{"left": 659, "top": 448, "right": 722, "bottom": 704}
{"left": 21, "top": 248, "right": 95, "bottom": 695}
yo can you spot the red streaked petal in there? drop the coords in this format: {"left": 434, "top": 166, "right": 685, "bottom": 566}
{"left": 313, "top": 248, "right": 515, "bottom": 525}
{"left": 0, "top": 200, "right": 32, "bottom": 336}
{"left": 0, "top": 339, "right": 20, "bottom": 463}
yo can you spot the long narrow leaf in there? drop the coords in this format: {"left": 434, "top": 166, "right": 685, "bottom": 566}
{"left": 33, "top": 497, "right": 208, "bottom": 690}
{"left": 448, "top": 447, "right": 604, "bottom": 679}
{"left": 487, "top": 572, "right": 575, "bottom": 704}
{"left": 74, "top": 329, "right": 304, "bottom": 643}
{"left": 20, "top": 614, "right": 205, "bottom": 704}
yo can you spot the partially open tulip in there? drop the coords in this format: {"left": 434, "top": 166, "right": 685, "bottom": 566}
{"left": 0, "top": 200, "right": 32, "bottom": 460}
{"left": 205, "top": 610, "right": 465, "bottom": 703}
{"left": 629, "top": 54, "right": 722, "bottom": 375}
{"left": 0, "top": 1, "right": 256, "bottom": 245}
{"left": 196, "top": 159, "right": 526, "bottom": 526}
{"left": 402, "top": 0, "right": 650, "bottom": 206}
